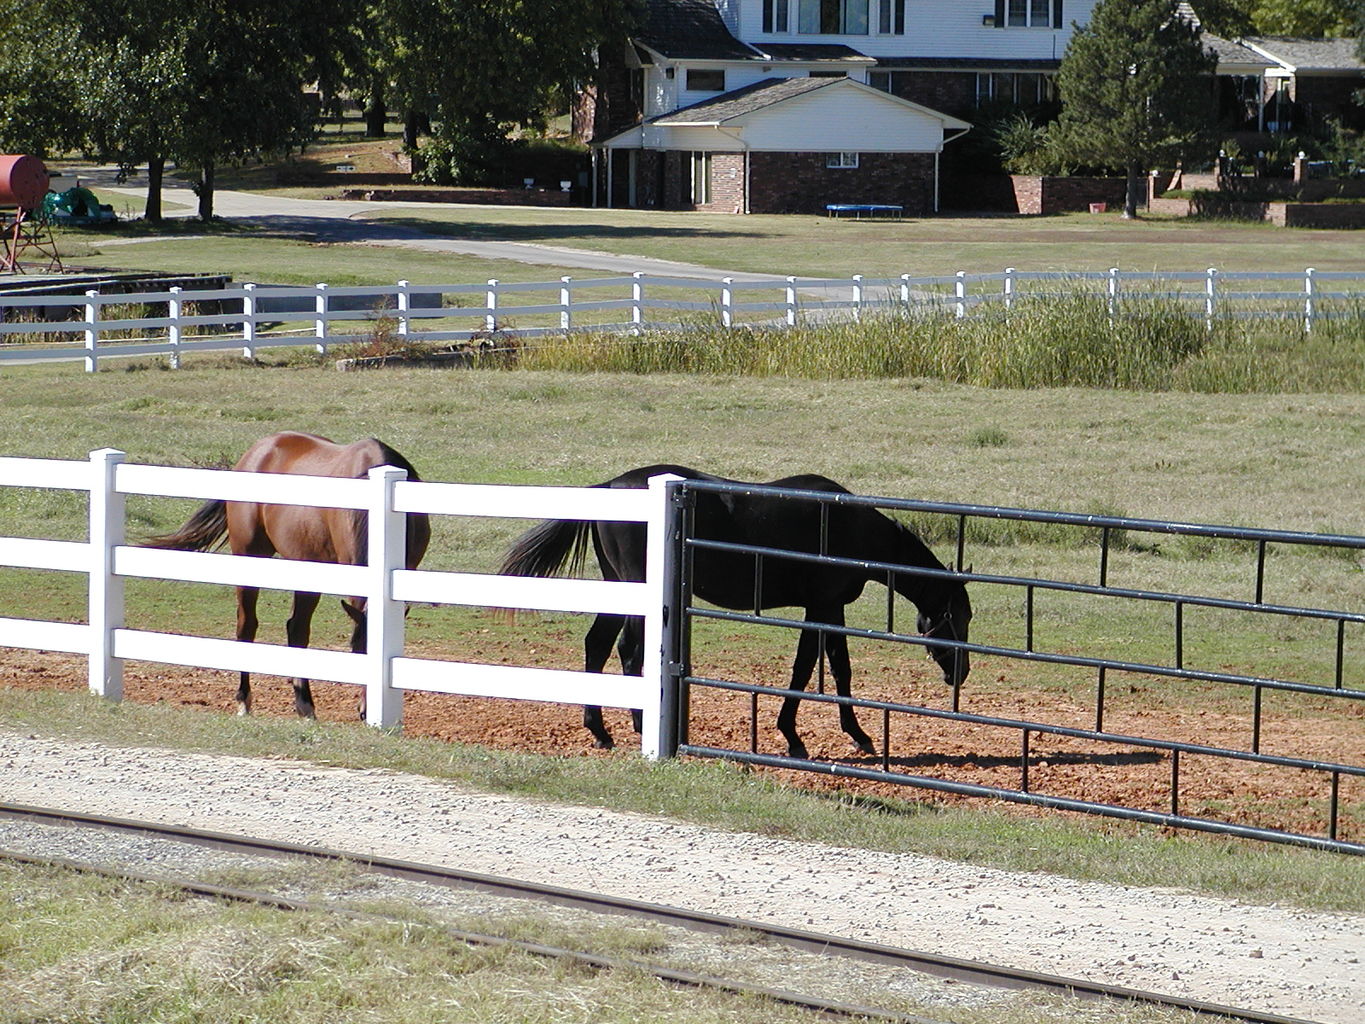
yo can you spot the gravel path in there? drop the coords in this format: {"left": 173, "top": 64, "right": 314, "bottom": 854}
{"left": 2, "top": 729, "right": 1360, "bottom": 1023}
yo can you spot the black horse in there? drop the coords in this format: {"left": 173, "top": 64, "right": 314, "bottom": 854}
{"left": 500, "top": 465, "right": 971, "bottom": 757}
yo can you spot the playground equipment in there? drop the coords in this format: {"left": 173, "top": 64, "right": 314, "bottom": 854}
{"left": 1, "top": 154, "right": 61, "bottom": 272}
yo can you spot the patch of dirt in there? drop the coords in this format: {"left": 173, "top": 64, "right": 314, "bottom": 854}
{"left": 3, "top": 645, "right": 1360, "bottom": 843}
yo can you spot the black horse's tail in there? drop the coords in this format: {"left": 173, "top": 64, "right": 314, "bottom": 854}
{"left": 500, "top": 517, "right": 595, "bottom": 579}
{"left": 142, "top": 499, "right": 229, "bottom": 552}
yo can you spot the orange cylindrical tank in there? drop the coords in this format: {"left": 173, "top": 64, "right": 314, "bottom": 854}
{"left": 0, "top": 155, "right": 51, "bottom": 208}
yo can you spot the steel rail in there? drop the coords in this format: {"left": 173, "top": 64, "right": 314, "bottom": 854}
{"left": 0, "top": 801, "right": 1321, "bottom": 1024}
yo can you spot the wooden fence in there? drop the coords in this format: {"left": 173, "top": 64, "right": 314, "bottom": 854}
{"left": 2, "top": 267, "right": 1361, "bottom": 370}
{"left": 0, "top": 451, "right": 680, "bottom": 758}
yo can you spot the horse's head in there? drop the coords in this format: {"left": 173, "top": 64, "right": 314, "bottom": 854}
{"left": 916, "top": 577, "right": 971, "bottom": 687}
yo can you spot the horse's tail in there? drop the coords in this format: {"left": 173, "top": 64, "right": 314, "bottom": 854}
{"left": 500, "top": 517, "right": 595, "bottom": 579}
{"left": 142, "top": 499, "right": 229, "bottom": 552}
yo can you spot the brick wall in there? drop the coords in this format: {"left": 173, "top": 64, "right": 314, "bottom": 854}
{"left": 748, "top": 152, "right": 935, "bottom": 215}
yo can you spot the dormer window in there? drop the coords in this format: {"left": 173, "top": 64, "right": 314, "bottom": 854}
{"left": 798, "top": 0, "right": 868, "bottom": 35}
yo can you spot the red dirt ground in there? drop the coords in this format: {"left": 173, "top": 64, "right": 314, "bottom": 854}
{"left": 3, "top": 646, "right": 1360, "bottom": 843}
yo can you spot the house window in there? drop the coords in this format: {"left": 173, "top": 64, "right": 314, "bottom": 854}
{"left": 798, "top": 0, "right": 868, "bottom": 35}
{"left": 691, "top": 152, "right": 712, "bottom": 204}
{"left": 763, "top": 0, "right": 790, "bottom": 32}
{"left": 686, "top": 69, "right": 725, "bottom": 92}
{"left": 877, "top": 0, "right": 905, "bottom": 34}
{"left": 827, "top": 152, "right": 859, "bottom": 168}
{"left": 1000, "top": 0, "right": 1056, "bottom": 27}
{"left": 975, "top": 71, "right": 1056, "bottom": 106}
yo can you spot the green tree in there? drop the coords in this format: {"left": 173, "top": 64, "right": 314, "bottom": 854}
{"left": 1247, "top": 0, "right": 1356, "bottom": 36}
{"left": 0, "top": 2, "right": 85, "bottom": 157}
{"left": 1053, "top": 0, "right": 1219, "bottom": 218}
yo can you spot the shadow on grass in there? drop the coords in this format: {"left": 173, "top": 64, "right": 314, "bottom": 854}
{"left": 375, "top": 215, "right": 763, "bottom": 244}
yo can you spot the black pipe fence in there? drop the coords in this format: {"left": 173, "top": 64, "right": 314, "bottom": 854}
{"left": 666, "top": 479, "right": 1365, "bottom": 855}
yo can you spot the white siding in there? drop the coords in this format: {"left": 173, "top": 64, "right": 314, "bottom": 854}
{"left": 740, "top": 0, "right": 1098, "bottom": 60}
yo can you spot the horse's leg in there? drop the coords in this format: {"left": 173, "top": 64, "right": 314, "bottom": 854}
{"left": 776, "top": 620, "right": 823, "bottom": 759}
{"left": 582, "top": 612, "right": 626, "bottom": 748}
{"left": 235, "top": 586, "right": 260, "bottom": 716}
{"left": 617, "top": 616, "right": 645, "bottom": 735}
{"left": 342, "top": 597, "right": 367, "bottom": 720}
{"left": 824, "top": 608, "right": 874, "bottom": 755}
{"left": 285, "top": 590, "right": 322, "bottom": 718}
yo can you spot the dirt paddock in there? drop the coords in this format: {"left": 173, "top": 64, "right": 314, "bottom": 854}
{"left": 3, "top": 646, "right": 1360, "bottom": 844}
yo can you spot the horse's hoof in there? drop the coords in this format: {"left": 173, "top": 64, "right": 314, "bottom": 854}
{"left": 592, "top": 735, "right": 615, "bottom": 750}
{"left": 854, "top": 738, "right": 876, "bottom": 755}
{"left": 786, "top": 743, "right": 808, "bottom": 759}
{"left": 236, "top": 704, "right": 250, "bottom": 717}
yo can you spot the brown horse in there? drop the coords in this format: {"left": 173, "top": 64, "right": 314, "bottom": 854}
{"left": 143, "top": 431, "right": 431, "bottom": 718}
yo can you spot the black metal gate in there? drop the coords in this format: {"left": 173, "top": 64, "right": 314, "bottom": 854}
{"left": 664, "top": 478, "right": 1365, "bottom": 855}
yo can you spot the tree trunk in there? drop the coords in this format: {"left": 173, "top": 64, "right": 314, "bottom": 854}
{"left": 403, "top": 109, "right": 421, "bottom": 151}
{"left": 364, "top": 77, "right": 386, "bottom": 138}
{"left": 197, "top": 163, "right": 215, "bottom": 222}
{"left": 144, "top": 156, "right": 164, "bottom": 224}
{"left": 1124, "top": 162, "right": 1142, "bottom": 220}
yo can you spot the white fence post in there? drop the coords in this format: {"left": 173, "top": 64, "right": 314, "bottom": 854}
{"left": 560, "top": 276, "right": 572, "bottom": 333}
{"left": 167, "top": 286, "right": 182, "bottom": 369}
{"left": 852, "top": 274, "right": 864, "bottom": 322}
{"left": 954, "top": 271, "right": 966, "bottom": 319}
{"left": 1004, "top": 267, "right": 1016, "bottom": 312}
{"left": 721, "top": 277, "right": 734, "bottom": 328}
{"left": 88, "top": 448, "right": 126, "bottom": 701}
{"left": 396, "top": 279, "right": 411, "bottom": 338}
{"left": 631, "top": 271, "right": 645, "bottom": 333}
{"left": 786, "top": 276, "right": 798, "bottom": 327}
{"left": 242, "top": 283, "right": 257, "bottom": 360}
{"left": 485, "top": 279, "right": 499, "bottom": 333}
{"left": 1205, "top": 267, "right": 1218, "bottom": 331}
{"left": 314, "top": 283, "right": 329, "bottom": 355}
{"left": 1304, "top": 267, "right": 1316, "bottom": 334}
{"left": 899, "top": 273, "right": 911, "bottom": 308}
{"left": 641, "top": 473, "right": 681, "bottom": 760}
{"left": 365, "top": 465, "right": 406, "bottom": 730}
{"left": 83, "top": 290, "right": 100, "bottom": 373}
{"left": 1107, "top": 267, "right": 1120, "bottom": 323}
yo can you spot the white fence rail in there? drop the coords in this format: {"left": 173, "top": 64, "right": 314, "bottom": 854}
{"left": 3, "top": 267, "right": 1361, "bottom": 370}
{"left": 0, "top": 451, "right": 678, "bottom": 758}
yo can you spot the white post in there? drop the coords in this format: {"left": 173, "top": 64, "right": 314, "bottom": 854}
{"left": 83, "top": 290, "right": 99, "bottom": 373}
{"left": 167, "top": 286, "right": 182, "bottom": 369}
{"left": 899, "top": 273, "right": 911, "bottom": 308}
{"left": 88, "top": 448, "right": 126, "bottom": 701}
{"left": 560, "top": 276, "right": 572, "bottom": 333}
{"left": 1004, "top": 267, "right": 1016, "bottom": 312}
{"left": 485, "top": 279, "right": 499, "bottom": 333}
{"left": 641, "top": 473, "right": 682, "bottom": 760}
{"left": 786, "top": 276, "right": 798, "bottom": 327}
{"left": 1107, "top": 267, "right": 1120, "bottom": 323}
{"left": 1304, "top": 267, "right": 1316, "bottom": 334}
{"left": 852, "top": 274, "right": 864, "bottom": 322}
{"left": 396, "top": 279, "right": 411, "bottom": 338}
{"left": 314, "top": 283, "right": 329, "bottom": 355}
{"left": 721, "top": 277, "right": 734, "bottom": 328}
{"left": 1205, "top": 267, "right": 1218, "bottom": 331}
{"left": 242, "top": 283, "right": 257, "bottom": 360}
{"left": 954, "top": 271, "right": 966, "bottom": 319}
{"left": 365, "top": 465, "right": 407, "bottom": 730}
{"left": 631, "top": 271, "right": 645, "bottom": 333}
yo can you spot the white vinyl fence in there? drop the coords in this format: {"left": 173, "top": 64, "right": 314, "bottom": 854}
{"left": 0, "top": 451, "right": 679, "bottom": 758}
{"left": 2, "top": 267, "right": 1361, "bottom": 370}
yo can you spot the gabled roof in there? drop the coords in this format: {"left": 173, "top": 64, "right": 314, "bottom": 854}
{"left": 634, "top": 0, "right": 759, "bottom": 61}
{"left": 1199, "top": 34, "right": 1276, "bottom": 71}
{"left": 647, "top": 75, "right": 970, "bottom": 129}
{"left": 1241, "top": 36, "right": 1364, "bottom": 74}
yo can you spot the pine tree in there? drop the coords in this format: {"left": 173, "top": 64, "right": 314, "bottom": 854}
{"left": 1054, "top": 0, "right": 1219, "bottom": 218}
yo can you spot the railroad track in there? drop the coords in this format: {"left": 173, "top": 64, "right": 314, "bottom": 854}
{"left": 0, "top": 801, "right": 1318, "bottom": 1024}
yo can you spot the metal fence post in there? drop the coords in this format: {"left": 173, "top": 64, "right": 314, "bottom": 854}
{"left": 632, "top": 271, "right": 645, "bottom": 333}
{"left": 560, "top": 276, "right": 573, "bottom": 333}
{"left": 1107, "top": 267, "right": 1120, "bottom": 323}
{"left": 644, "top": 473, "right": 684, "bottom": 760}
{"left": 365, "top": 465, "right": 407, "bottom": 730}
{"left": 852, "top": 274, "right": 864, "bottom": 322}
{"left": 314, "top": 283, "right": 329, "bottom": 355}
{"left": 167, "top": 286, "right": 182, "bottom": 369}
{"left": 396, "top": 279, "right": 411, "bottom": 338}
{"left": 1004, "top": 267, "right": 1016, "bottom": 312}
{"left": 786, "top": 276, "right": 798, "bottom": 327}
{"left": 954, "top": 271, "right": 966, "bottom": 319}
{"left": 1304, "top": 267, "right": 1316, "bottom": 334}
{"left": 721, "top": 277, "right": 734, "bottom": 328}
{"left": 486, "top": 279, "right": 499, "bottom": 333}
{"left": 1204, "top": 267, "right": 1218, "bottom": 331}
{"left": 83, "top": 290, "right": 99, "bottom": 373}
{"left": 88, "top": 448, "right": 126, "bottom": 701}
{"left": 242, "top": 283, "right": 257, "bottom": 360}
